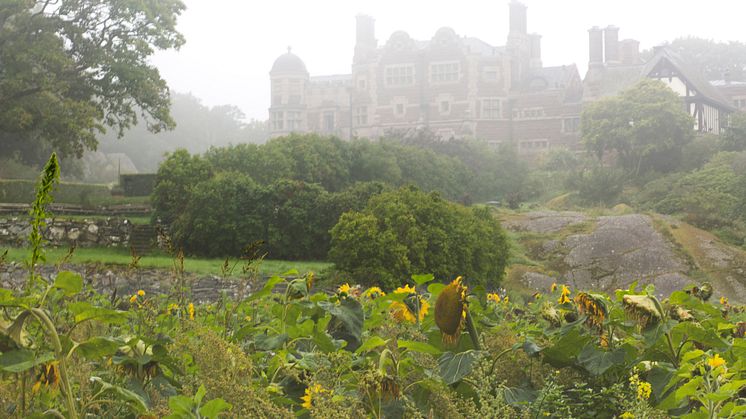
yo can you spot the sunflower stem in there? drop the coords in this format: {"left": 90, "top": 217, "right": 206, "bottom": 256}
{"left": 464, "top": 309, "right": 481, "bottom": 350}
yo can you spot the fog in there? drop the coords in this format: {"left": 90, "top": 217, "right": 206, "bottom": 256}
{"left": 151, "top": 0, "right": 746, "bottom": 121}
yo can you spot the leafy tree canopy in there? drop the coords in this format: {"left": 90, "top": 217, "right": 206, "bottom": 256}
{"left": 581, "top": 79, "right": 694, "bottom": 176}
{"left": 0, "top": 0, "right": 185, "bottom": 164}
{"left": 666, "top": 37, "right": 746, "bottom": 82}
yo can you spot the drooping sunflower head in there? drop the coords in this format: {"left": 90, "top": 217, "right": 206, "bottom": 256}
{"left": 622, "top": 294, "right": 662, "bottom": 329}
{"left": 669, "top": 305, "right": 693, "bottom": 322}
{"left": 434, "top": 276, "right": 468, "bottom": 345}
{"left": 696, "top": 282, "right": 713, "bottom": 301}
{"left": 541, "top": 302, "right": 562, "bottom": 327}
{"left": 305, "top": 272, "right": 315, "bottom": 293}
{"left": 574, "top": 292, "right": 608, "bottom": 330}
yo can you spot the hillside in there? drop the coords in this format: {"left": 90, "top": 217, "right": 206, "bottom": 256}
{"left": 501, "top": 210, "right": 746, "bottom": 303}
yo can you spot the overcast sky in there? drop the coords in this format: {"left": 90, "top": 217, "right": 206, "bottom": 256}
{"left": 150, "top": 0, "right": 746, "bottom": 121}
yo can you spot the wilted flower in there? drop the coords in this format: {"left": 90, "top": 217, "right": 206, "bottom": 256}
{"left": 305, "top": 272, "right": 315, "bottom": 293}
{"left": 622, "top": 294, "right": 662, "bottom": 329}
{"left": 670, "top": 305, "right": 693, "bottom": 322}
{"left": 32, "top": 362, "right": 60, "bottom": 394}
{"left": 550, "top": 283, "right": 558, "bottom": 293}
{"left": 574, "top": 292, "right": 607, "bottom": 329}
{"left": 541, "top": 302, "right": 562, "bottom": 327}
{"left": 435, "top": 277, "right": 468, "bottom": 345}
{"left": 167, "top": 303, "right": 179, "bottom": 315}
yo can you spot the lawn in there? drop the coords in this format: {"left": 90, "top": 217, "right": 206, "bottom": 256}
{"left": 1, "top": 246, "right": 331, "bottom": 277}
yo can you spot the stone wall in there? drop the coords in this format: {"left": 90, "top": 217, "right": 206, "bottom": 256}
{"left": 0, "top": 217, "right": 133, "bottom": 248}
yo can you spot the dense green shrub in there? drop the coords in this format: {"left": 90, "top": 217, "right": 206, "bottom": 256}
{"left": 329, "top": 186, "right": 509, "bottom": 289}
{"left": 152, "top": 149, "right": 213, "bottom": 225}
{"left": 172, "top": 172, "right": 264, "bottom": 257}
{"left": 0, "top": 178, "right": 110, "bottom": 205}
{"left": 119, "top": 174, "right": 157, "bottom": 197}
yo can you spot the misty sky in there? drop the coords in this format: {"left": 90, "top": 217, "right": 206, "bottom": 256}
{"left": 150, "top": 0, "right": 746, "bottom": 122}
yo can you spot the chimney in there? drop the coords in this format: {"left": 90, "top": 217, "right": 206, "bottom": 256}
{"left": 588, "top": 27, "right": 603, "bottom": 67}
{"left": 604, "top": 26, "right": 620, "bottom": 65}
{"left": 509, "top": 1, "right": 527, "bottom": 35}
{"left": 529, "top": 33, "right": 542, "bottom": 69}
{"left": 354, "top": 15, "right": 376, "bottom": 64}
{"left": 619, "top": 39, "right": 640, "bottom": 65}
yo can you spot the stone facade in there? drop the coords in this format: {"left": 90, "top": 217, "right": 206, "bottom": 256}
{"left": 269, "top": 1, "right": 583, "bottom": 154}
{"left": 0, "top": 217, "right": 133, "bottom": 248}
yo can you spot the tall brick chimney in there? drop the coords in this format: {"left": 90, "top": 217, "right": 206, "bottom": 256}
{"left": 604, "top": 26, "right": 620, "bottom": 64}
{"left": 529, "top": 33, "right": 542, "bottom": 69}
{"left": 354, "top": 15, "right": 376, "bottom": 64}
{"left": 619, "top": 39, "right": 640, "bottom": 65}
{"left": 509, "top": 1, "right": 527, "bottom": 35}
{"left": 588, "top": 27, "right": 603, "bottom": 67}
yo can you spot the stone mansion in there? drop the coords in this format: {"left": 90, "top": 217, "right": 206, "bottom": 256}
{"left": 269, "top": 2, "right": 744, "bottom": 153}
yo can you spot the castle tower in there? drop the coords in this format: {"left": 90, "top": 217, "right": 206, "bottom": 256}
{"left": 269, "top": 48, "right": 309, "bottom": 138}
{"left": 506, "top": 1, "right": 531, "bottom": 89}
{"left": 354, "top": 15, "right": 376, "bottom": 64}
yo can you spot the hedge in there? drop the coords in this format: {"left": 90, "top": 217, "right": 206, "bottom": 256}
{"left": 120, "top": 174, "right": 157, "bottom": 197}
{"left": 0, "top": 179, "right": 111, "bottom": 205}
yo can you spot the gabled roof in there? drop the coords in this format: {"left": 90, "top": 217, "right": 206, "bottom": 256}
{"left": 643, "top": 47, "right": 736, "bottom": 111}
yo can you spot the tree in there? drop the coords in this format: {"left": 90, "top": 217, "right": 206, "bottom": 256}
{"left": 581, "top": 79, "right": 694, "bottom": 176}
{"left": 0, "top": 0, "right": 185, "bottom": 164}
{"left": 152, "top": 150, "right": 212, "bottom": 226}
{"left": 667, "top": 37, "right": 746, "bottom": 82}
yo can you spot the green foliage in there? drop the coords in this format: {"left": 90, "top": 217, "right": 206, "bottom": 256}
{"left": 569, "top": 165, "right": 627, "bottom": 206}
{"left": 720, "top": 112, "right": 746, "bottom": 152}
{"left": 667, "top": 37, "right": 746, "bottom": 82}
{"left": 152, "top": 150, "right": 213, "bottom": 225}
{"left": 0, "top": 179, "right": 110, "bottom": 205}
{"left": 582, "top": 79, "right": 694, "bottom": 177}
{"left": 0, "top": 0, "right": 185, "bottom": 163}
{"left": 329, "top": 186, "right": 509, "bottom": 289}
{"left": 119, "top": 174, "right": 157, "bottom": 197}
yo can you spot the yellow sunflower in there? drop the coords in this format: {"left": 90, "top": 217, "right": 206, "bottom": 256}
{"left": 435, "top": 277, "right": 468, "bottom": 345}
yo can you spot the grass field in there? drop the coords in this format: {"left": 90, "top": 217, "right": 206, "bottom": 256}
{"left": 1, "top": 246, "right": 331, "bottom": 277}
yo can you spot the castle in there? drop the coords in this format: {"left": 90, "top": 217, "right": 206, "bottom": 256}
{"left": 269, "top": 2, "right": 742, "bottom": 152}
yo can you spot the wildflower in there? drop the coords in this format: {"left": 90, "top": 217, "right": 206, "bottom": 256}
{"left": 435, "top": 277, "right": 468, "bottom": 345}
{"left": 720, "top": 296, "right": 729, "bottom": 306}
{"left": 301, "top": 383, "right": 329, "bottom": 409}
{"left": 129, "top": 294, "right": 137, "bottom": 304}
{"left": 707, "top": 353, "right": 726, "bottom": 369}
{"left": 137, "top": 289, "right": 145, "bottom": 297}
{"left": 574, "top": 292, "right": 607, "bottom": 329}
{"left": 558, "top": 285, "right": 571, "bottom": 305}
{"left": 487, "top": 292, "right": 501, "bottom": 303}
{"left": 620, "top": 412, "right": 635, "bottom": 419}
{"left": 338, "top": 283, "right": 351, "bottom": 295}
{"left": 167, "top": 303, "right": 179, "bottom": 315}
{"left": 629, "top": 374, "right": 652, "bottom": 400}
{"left": 188, "top": 303, "right": 195, "bottom": 320}
{"left": 363, "top": 287, "right": 385, "bottom": 299}
{"left": 637, "top": 381, "right": 652, "bottom": 400}
{"left": 390, "top": 284, "right": 428, "bottom": 323}
{"left": 622, "top": 294, "right": 662, "bottom": 329}
{"left": 32, "top": 362, "right": 60, "bottom": 393}
{"left": 503, "top": 295, "right": 509, "bottom": 304}
{"left": 550, "top": 282, "right": 557, "bottom": 293}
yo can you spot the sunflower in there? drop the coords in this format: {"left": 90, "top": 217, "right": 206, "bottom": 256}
{"left": 540, "top": 302, "right": 562, "bottom": 327}
{"left": 486, "top": 292, "right": 501, "bottom": 303}
{"left": 390, "top": 285, "right": 428, "bottom": 323}
{"left": 574, "top": 292, "right": 607, "bottom": 330}
{"left": 337, "top": 283, "right": 351, "bottom": 295}
{"left": 435, "top": 277, "right": 468, "bottom": 345}
{"left": 707, "top": 353, "right": 726, "bottom": 369}
{"left": 622, "top": 294, "right": 662, "bottom": 329}
{"left": 363, "top": 287, "right": 385, "bottom": 299}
